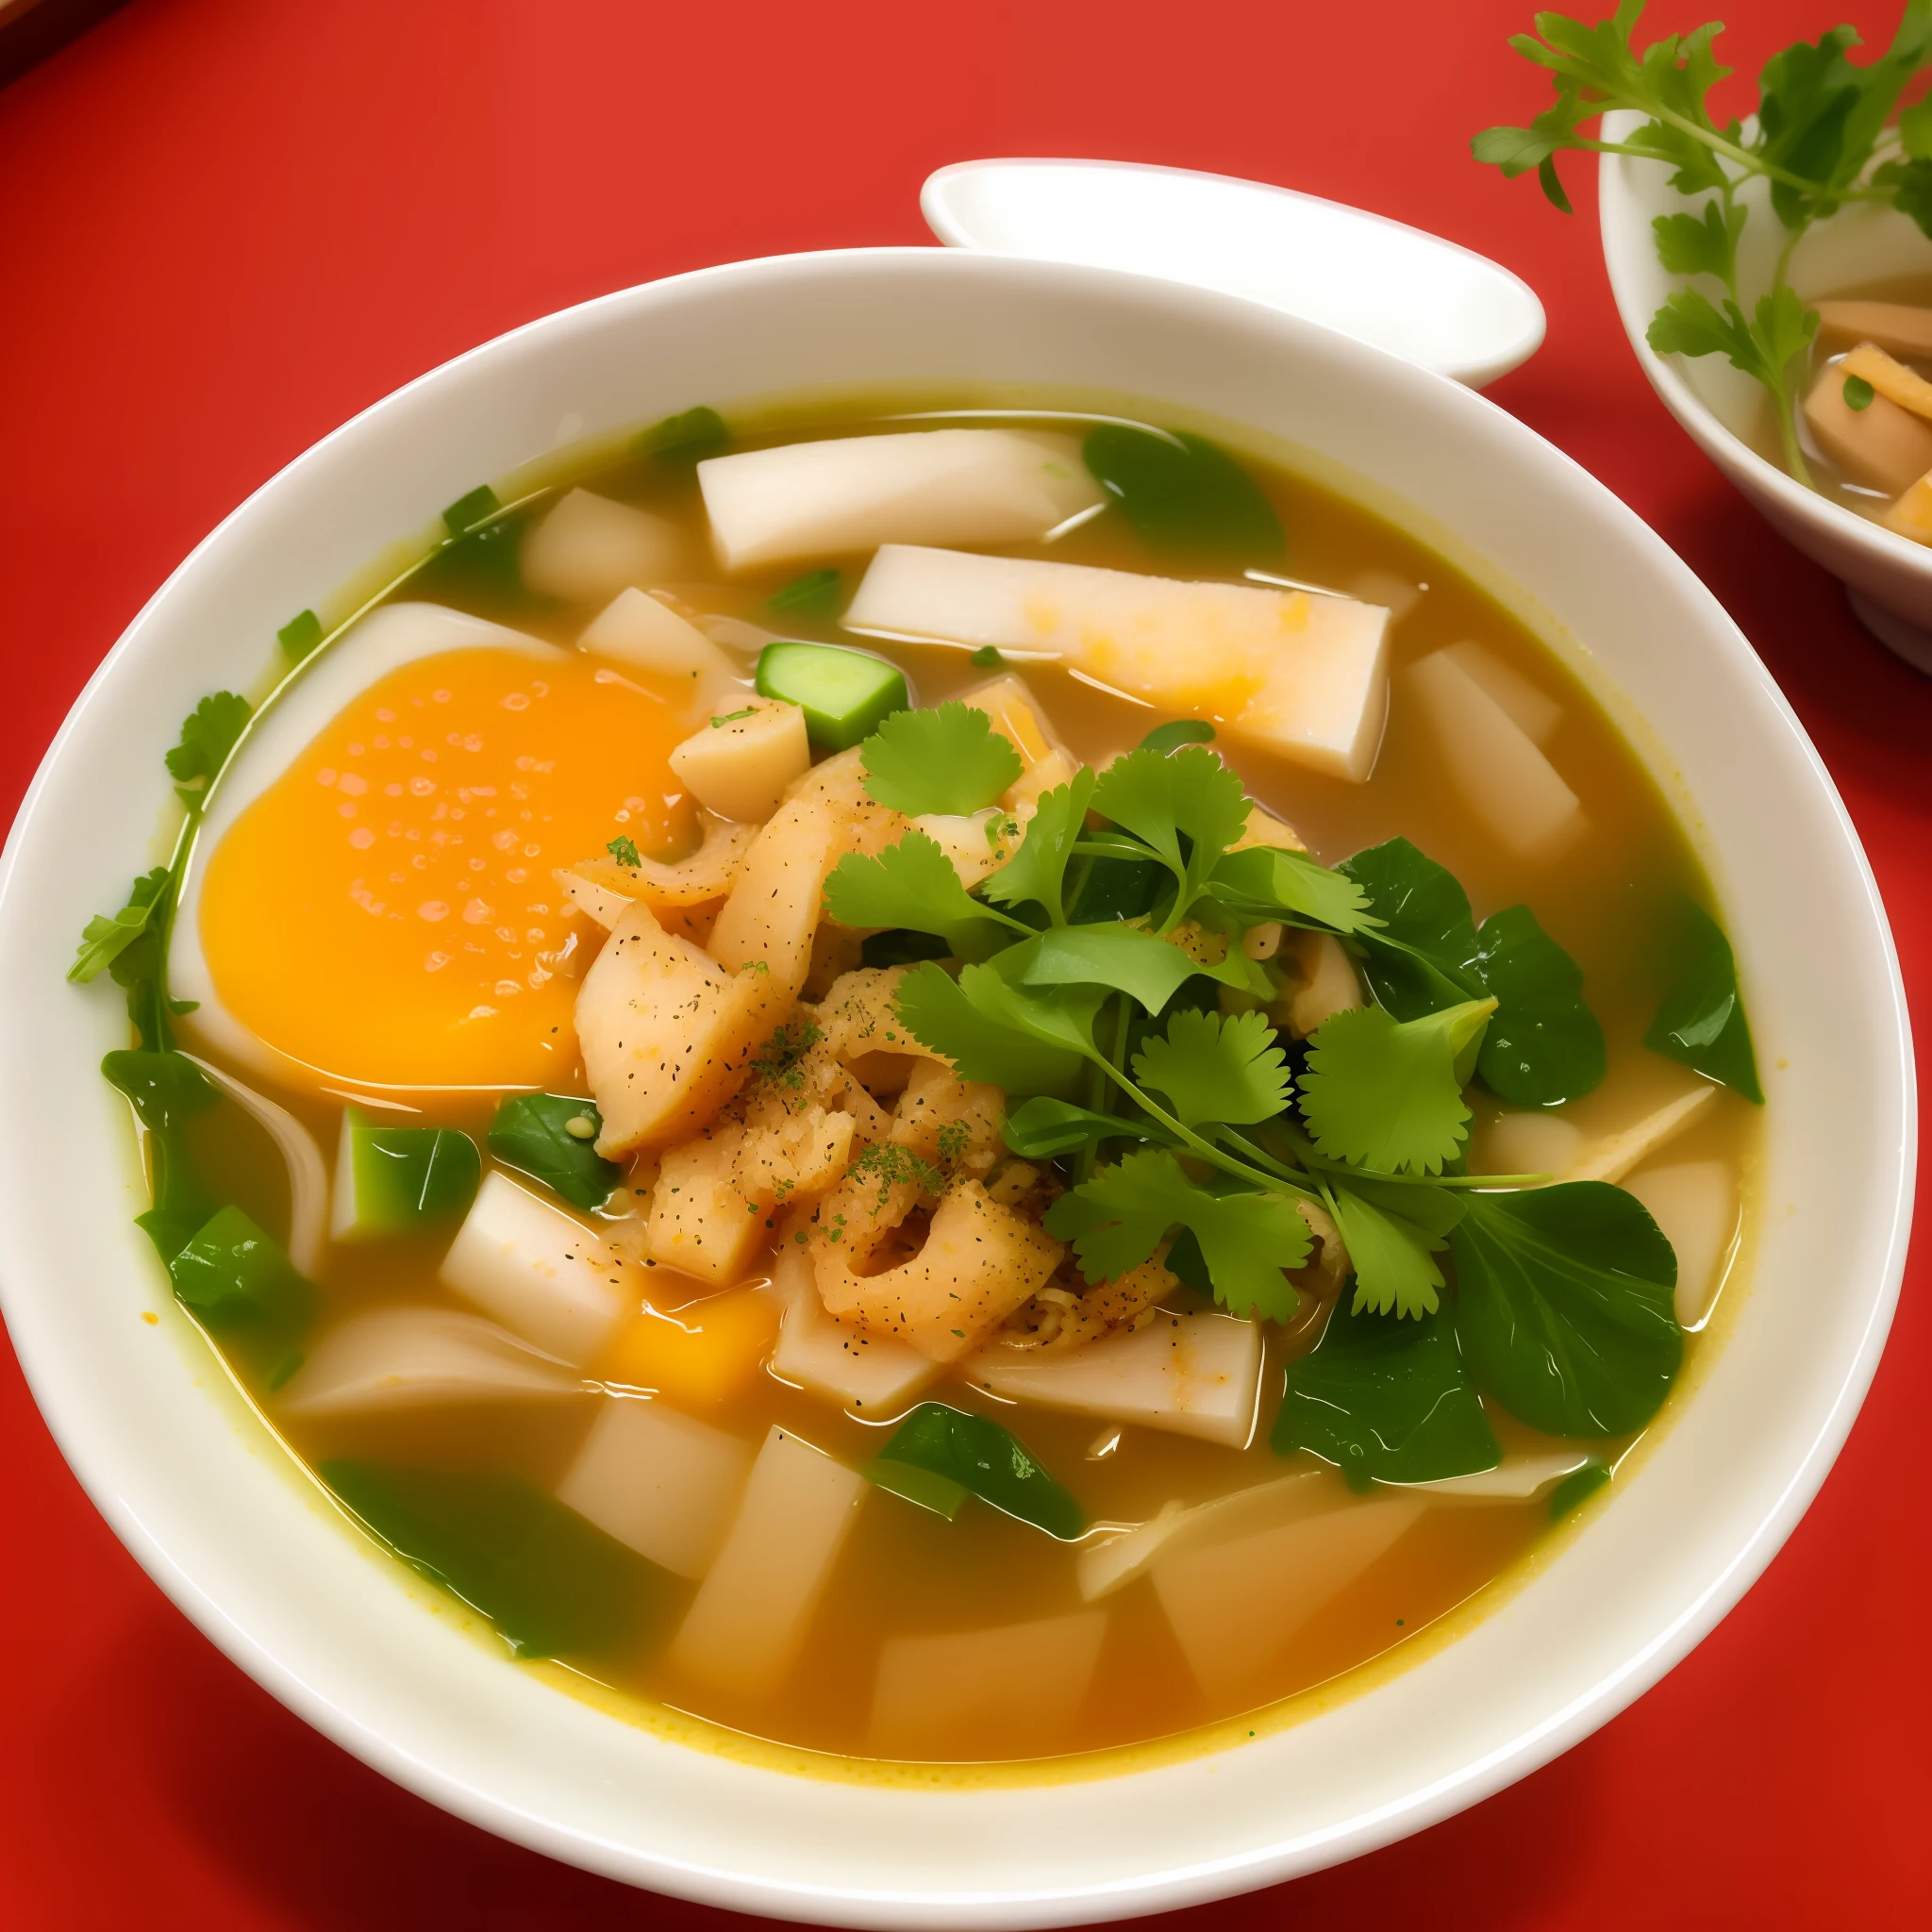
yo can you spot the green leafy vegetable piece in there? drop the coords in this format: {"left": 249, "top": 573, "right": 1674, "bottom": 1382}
{"left": 486, "top": 1094, "right": 621, "bottom": 1210}
{"left": 1451, "top": 1182, "right": 1681, "bottom": 1438}
{"left": 1021, "top": 922, "right": 1219, "bottom": 1015}
{"left": 638, "top": 405, "right": 729, "bottom": 463}
{"left": 1651, "top": 198, "right": 1743, "bottom": 280}
{"left": 860, "top": 702, "right": 1024, "bottom": 817}
{"left": 755, "top": 641, "right": 908, "bottom": 751}
{"left": 1081, "top": 425, "right": 1286, "bottom": 568}
{"left": 1843, "top": 373, "right": 1876, "bottom": 410}
{"left": 1549, "top": 1461, "right": 1610, "bottom": 1519}
{"left": 861, "top": 1455, "right": 967, "bottom": 1520}
{"left": 164, "top": 691, "right": 252, "bottom": 794}
{"left": 410, "top": 502, "right": 545, "bottom": 616}
{"left": 321, "top": 1460, "right": 660, "bottom": 1658}
{"left": 1327, "top": 1183, "right": 1450, "bottom": 1320}
{"left": 767, "top": 568, "right": 843, "bottom": 623}
{"left": 169, "top": 1204, "right": 315, "bottom": 1386}
{"left": 981, "top": 768, "right": 1097, "bottom": 924}
{"left": 1339, "top": 837, "right": 1484, "bottom": 1018}
{"left": 1003, "top": 1096, "right": 1167, "bottom": 1158}
{"left": 1044, "top": 1149, "right": 1307, "bottom": 1319}
{"left": 1063, "top": 843, "right": 1165, "bottom": 925}
{"left": 1644, "top": 901, "right": 1761, "bottom": 1102}
{"left": 1091, "top": 743, "right": 1249, "bottom": 913}
{"left": 1131, "top": 1008, "right": 1291, "bottom": 1127}
{"left": 70, "top": 867, "right": 171, "bottom": 986}
{"left": 1299, "top": 999, "right": 1493, "bottom": 1176}
{"left": 893, "top": 960, "right": 1093, "bottom": 1098}
{"left": 875, "top": 1403, "right": 1084, "bottom": 1539}
{"left": 441, "top": 485, "right": 501, "bottom": 536}
{"left": 339, "top": 1111, "right": 480, "bottom": 1236}
{"left": 1469, "top": 906, "right": 1606, "bottom": 1108}
{"left": 1206, "top": 844, "right": 1379, "bottom": 937}
{"left": 970, "top": 645, "right": 1004, "bottom": 669}
{"left": 277, "top": 608, "right": 325, "bottom": 661}
{"left": 1274, "top": 1299, "right": 1500, "bottom": 1489}
{"left": 1645, "top": 285, "right": 1817, "bottom": 395}
{"left": 102, "top": 1047, "right": 220, "bottom": 1260}
{"left": 823, "top": 832, "right": 1016, "bottom": 961}
{"left": 1138, "top": 718, "right": 1216, "bottom": 756}
{"left": 607, "top": 836, "right": 641, "bottom": 868}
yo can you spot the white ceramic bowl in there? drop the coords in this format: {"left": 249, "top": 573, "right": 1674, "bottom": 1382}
{"left": 1598, "top": 108, "right": 1932, "bottom": 671}
{"left": 0, "top": 248, "right": 1911, "bottom": 1925}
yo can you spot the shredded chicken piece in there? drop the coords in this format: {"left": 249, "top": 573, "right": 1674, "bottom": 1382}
{"left": 888, "top": 1058, "right": 1004, "bottom": 1174}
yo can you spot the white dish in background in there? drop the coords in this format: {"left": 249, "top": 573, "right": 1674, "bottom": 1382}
{"left": 0, "top": 248, "right": 1910, "bottom": 1924}
{"left": 922, "top": 158, "right": 1545, "bottom": 388}
{"left": 1599, "top": 108, "right": 1932, "bottom": 672}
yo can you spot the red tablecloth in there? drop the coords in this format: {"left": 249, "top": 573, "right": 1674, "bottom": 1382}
{"left": 4, "top": 2, "right": 1927, "bottom": 1924}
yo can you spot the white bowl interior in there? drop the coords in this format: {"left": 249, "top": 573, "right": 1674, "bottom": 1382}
{"left": 0, "top": 250, "right": 1908, "bottom": 1926}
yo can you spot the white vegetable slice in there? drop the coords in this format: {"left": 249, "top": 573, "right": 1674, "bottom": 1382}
{"left": 763, "top": 1245, "right": 941, "bottom": 1418}
{"left": 844, "top": 545, "right": 1391, "bottom": 781}
{"left": 963, "top": 1310, "right": 1263, "bottom": 1449}
{"left": 578, "top": 587, "right": 742, "bottom": 715}
{"left": 1152, "top": 1496, "right": 1425, "bottom": 1703}
{"left": 668, "top": 695, "right": 809, "bottom": 824}
{"left": 697, "top": 429, "right": 1103, "bottom": 573}
{"left": 1394, "top": 1451, "right": 1591, "bottom": 1500}
{"left": 1076, "top": 1469, "right": 1333, "bottom": 1602}
{"left": 521, "top": 489, "right": 685, "bottom": 605}
{"left": 178, "top": 1054, "right": 329, "bottom": 1277}
{"left": 869, "top": 1610, "right": 1108, "bottom": 1758}
{"left": 1624, "top": 1158, "right": 1738, "bottom": 1327}
{"left": 555, "top": 1395, "right": 756, "bottom": 1578}
{"left": 277, "top": 1306, "right": 584, "bottom": 1417}
{"left": 668, "top": 1424, "right": 868, "bottom": 1696}
{"left": 1478, "top": 1108, "right": 1584, "bottom": 1182}
{"left": 1563, "top": 1083, "right": 1718, "bottom": 1184}
{"left": 1439, "top": 641, "right": 1563, "bottom": 746}
{"left": 1407, "top": 647, "right": 1585, "bottom": 862}
{"left": 439, "top": 1171, "right": 634, "bottom": 1366}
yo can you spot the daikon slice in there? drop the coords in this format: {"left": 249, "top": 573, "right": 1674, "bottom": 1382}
{"left": 1624, "top": 1159, "right": 1738, "bottom": 1327}
{"left": 1407, "top": 646, "right": 1585, "bottom": 861}
{"left": 1152, "top": 1496, "right": 1424, "bottom": 1703}
{"left": 763, "top": 1245, "right": 941, "bottom": 1417}
{"left": 669, "top": 1424, "right": 868, "bottom": 1695}
{"left": 844, "top": 546, "right": 1391, "bottom": 781}
{"left": 1397, "top": 1451, "right": 1591, "bottom": 1500}
{"left": 440, "top": 1171, "right": 634, "bottom": 1365}
{"left": 277, "top": 1306, "right": 585, "bottom": 1417}
{"left": 698, "top": 430, "right": 1102, "bottom": 572}
{"left": 1478, "top": 1108, "right": 1583, "bottom": 1181}
{"left": 522, "top": 489, "right": 685, "bottom": 606}
{"left": 869, "top": 1610, "right": 1108, "bottom": 1758}
{"left": 555, "top": 1395, "right": 755, "bottom": 1578}
{"left": 1440, "top": 641, "right": 1563, "bottom": 745}
{"left": 964, "top": 1310, "right": 1263, "bottom": 1448}
{"left": 579, "top": 587, "right": 743, "bottom": 715}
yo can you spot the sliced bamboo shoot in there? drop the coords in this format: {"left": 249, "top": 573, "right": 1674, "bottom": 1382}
{"left": 278, "top": 1307, "right": 585, "bottom": 1417}
{"left": 763, "top": 1245, "right": 942, "bottom": 1418}
{"left": 523, "top": 489, "right": 685, "bottom": 605}
{"left": 1563, "top": 1084, "right": 1717, "bottom": 1184}
{"left": 1624, "top": 1158, "right": 1737, "bottom": 1326}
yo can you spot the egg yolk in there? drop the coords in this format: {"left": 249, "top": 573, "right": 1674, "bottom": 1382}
{"left": 198, "top": 648, "right": 692, "bottom": 1090}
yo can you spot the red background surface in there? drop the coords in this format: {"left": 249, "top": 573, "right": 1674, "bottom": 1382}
{"left": 3, "top": 1, "right": 1928, "bottom": 1924}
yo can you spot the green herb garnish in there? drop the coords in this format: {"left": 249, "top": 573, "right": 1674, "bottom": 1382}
{"left": 1844, "top": 372, "right": 1878, "bottom": 409}
{"left": 858, "top": 701, "right": 1024, "bottom": 817}
{"left": 638, "top": 405, "right": 729, "bottom": 464}
{"left": 1082, "top": 425, "right": 1286, "bottom": 567}
{"left": 277, "top": 608, "right": 324, "bottom": 661}
{"left": 710, "top": 707, "right": 758, "bottom": 727}
{"left": 486, "top": 1094, "right": 622, "bottom": 1210}
{"left": 606, "top": 836, "right": 642, "bottom": 868}
{"left": 969, "top": 645, "right": 1005, "bottom": 669}
{"left": 165, "top": 691, "right": 251, "bottom": 800}
{"left": 441, "top": 484, "right": 501, "bottom": 537}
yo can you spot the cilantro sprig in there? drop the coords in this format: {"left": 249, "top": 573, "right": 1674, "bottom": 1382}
{"left": 1475, "top": 2, "right": 1932, "bottom": 485}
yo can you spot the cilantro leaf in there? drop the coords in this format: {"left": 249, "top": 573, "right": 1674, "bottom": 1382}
{"left": 606, "top": 836, "right": 641, "bottom": 868}
{"left": 1338, "top": 838, "right": 1484, "bottom": 1017}
{"left": 1131, "top": 1008, "right": 1290, "bottom": 1127}
{"left": 1205, "top": 843, "right": 1379, "bottom": 936}
{"left": 822, "top": 831, "right": 1018, "bottom": 961}
{"left": 893, "top": 960, "right": 1095, "bottom": 1098}
{"left": 1299, "top": 999, "right": 1493, "bottom": 1176}
{"left": 1644, "top": 900, "right": 1760, "bottom": 1102}
{"left": 1002, "top": 1096, "right": 1171, "bottom": 1158}
{"left": 1646, "top": 285, "right": 1817, "bottom": 393}
{"left": 164, "top": 691, "right": 251, "bottom": 795}
{"left": 1044, "top": 1149, "right": 1307, "bottom": 1318}
{"left": 69, "top": 867, "right": 171, "bottom": 985}
{"left": 1274, "top": 1298, "right": 1499, "bottom": 1488}
{"left": 1091, "top": 744, "right": 1249, "bottom": 914}
{"left": 1652, "top": 198, "right": 1743, "bottom": 281}
{"left": 1451, "top": 1182, "right": 1681, "bottom": 1437}
{"left": 860, "top": 702, "right": 1024, "bottom": 817}
{"left": 981, "top": 768, "right": 1096, "bottom": 924}
{"left": 1021, "top": 922, "right": 1208, "bottom": 1014}
{"left": 1469, "top": 906, "right": 1606, "bottom": 1108}
{"left": 1327, "top": 1184, "right": 1450, "bottom": 1321}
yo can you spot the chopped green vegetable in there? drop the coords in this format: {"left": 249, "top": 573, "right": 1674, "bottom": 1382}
{"left": 1274, "top": 1299, "right": 1500, "bottom": 1490}
{"left": 69, "top": 867, "right": 171, "bottom": 987}
{"left": 874, "top": 1404, "right": 1084, "bottom": 1539}
{"left": 755, "top": 641, "right": 908, "bottom": 751}
{"left": 1299, "top": 999, "right": 1495, "bottom": 1175}
{"left": 102, "top": 1047, "right": 219, "bottom": 1260}
{"left": 277, "top": 608, "right": 325, "bottom": 661}
{"left": 1206, "top": 843, "right": 1379, "bottom": 937}
{"left": 1139, "top": 718, "right": 1216, "bottom": 756}
{"left": 1645, "top": 901, "right": 1761, "bottom": 1102}
{"left": 1338, "top": 838, "right": 1483, "bottom": 1018}
{"left": 861, "top": 1455, "right": 968, "bottom": 1520}
{"left": 1091, "top": 744, "right": 1250, "bottom": 922}
{"left": 169, "top": 1204, "right": 315, "bottom": 1386}
{"left": 859, "top": 701, "right": 1024, "bottom": 816}
{"left": 165, "top": 691, "right": 252, "bottom": 796}
{"left": 1843, "top": 373, "right": 1877, "bottom": 410}
{"left": 767, "top": 568, "right": 843, "bottom": 623}
{"left": 1326, "top": 1182, "right": 1452, "bottom": 1321}
{"left": 822, "top": 832, "right": 1022, "bottom": 961}
{"left": 338, "top": 1110, "right": 480, "bottom": 1236}
{"left": 638, "top": 405, "right": 729, "bottom": 464}
{"left": 1082, "top": 425, "right": 1286, "bottom": 568}
{"left": 1003, "top": 1096, "right": 1166, "bottom": 1158}
{"left": 981, "top": 770, "right": 1097, "bottom": 924}
{"left": 1549, "top": 1461, "right": 1610, "bottom": 1519}
{"left": 1022, "top": 923, "right": 1253, "bottom": 1017}
{"left": 894, "top": 959, "right": 1095, "bottom": 1098}
{"left": 969, "top": 645, "right": 1005, "bottom": 669}
{"left": 486, "top": 1094, "right": 622, "bottom": 1210}
{"left": 321, "top": 1461, "right": 660, "bottom": 1658}
{"left": 441, "top": 484, "right": 501, "bottom": 537}
{"left": 411, "top": 503, "right": 541, "bottom": 616}
{"left": 1131, "top": 1008, "right": 1291, "bottom": 1127}
{"left": 607, "top": 836, "right": 641, "bottom": 868}
{"left": 1451, "top": 1182, "right": 1681, "bottom": 1438}
{"left": 1468, "top": 906, "right": 1607, "bottom": 1108}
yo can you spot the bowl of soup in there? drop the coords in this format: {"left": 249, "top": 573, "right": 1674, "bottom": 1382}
{"left": 0, "top": 246, "right": 1909, "bottom": 1922}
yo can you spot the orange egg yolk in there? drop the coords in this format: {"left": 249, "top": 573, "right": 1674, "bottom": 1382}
{"left": 197, "top": 648, "right": 692, "bottom": 1091}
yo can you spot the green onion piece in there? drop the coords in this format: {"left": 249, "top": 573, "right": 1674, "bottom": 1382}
{"left": 487, "top": 1094, "right": 622, "bottom": 1210}
{"left": 277, "top": 608, "right": 325, "bottom": 662}
{"left": 1138, "top": 718, "right": 1215, "bottom": 756}
{"left": 755, "top": 641, "right": 908, "bottom": 752}
{"left": 1843, "top": 374, "right": 1876, "bottom": 411}
{"left": 321, "top": 1461, "right": 661, "bottom": 1659}
{"left": 874, "top": 1402, "right": 1085, "bottom": 1539}
{"left": 441, "top": 484, "right": 502, "bottom": 537}
{"left": 1549, "top": 1462, "right": 1609, "bottom": 1520}
{"left": 861, "top": 1456, "right": 968, "bottom": 1519}
{"left": 638, "top": 406, "right": 729, "bottom": 464}
{"left": 338, "top": 1109, "right": 480, "bottom": 1237}
{"left": 970, "top": 645, "right": 1005, "bottom": 669}
{"left": 767, "top": 568, "right": 842, "bottom": 623}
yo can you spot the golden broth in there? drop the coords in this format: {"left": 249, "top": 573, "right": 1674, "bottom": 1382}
{"left": 168, "top": 398, "right": 1756, "bottom": 1766}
